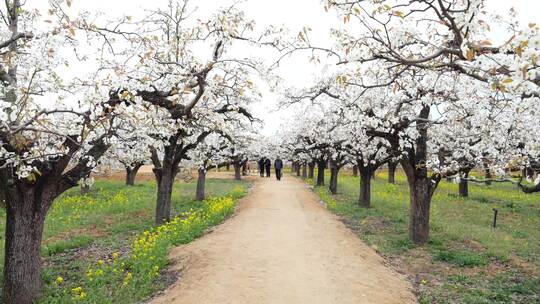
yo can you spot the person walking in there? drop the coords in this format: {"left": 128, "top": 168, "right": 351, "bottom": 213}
{"left": 274, "top": 157, "right": 283, "bottom": 181}
{"left": 264, "top": 158, "right": 271, "bottom": 177}
{"left": 258, "top": 157, "right": 265, "bottom": 177}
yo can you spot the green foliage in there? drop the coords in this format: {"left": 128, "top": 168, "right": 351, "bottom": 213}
{"left": 307, "top": 170, "right": 540, "bottom": 304}
{"left": 43, "top": 190, "right": 244, "bottom": 303}
{"left": 43, "top": 236, "right": 95, "bottom": 256}
{"left": 434, "top": 250, "right": 488, "bottom": 267}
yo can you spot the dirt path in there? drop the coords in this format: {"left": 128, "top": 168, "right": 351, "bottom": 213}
{"left": 150, "top": 175, "right": 416, "bottom": 304}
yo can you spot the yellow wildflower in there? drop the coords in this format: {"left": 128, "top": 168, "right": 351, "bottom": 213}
{"left": 71, "top": 286, "right": 83, "bottom": 294}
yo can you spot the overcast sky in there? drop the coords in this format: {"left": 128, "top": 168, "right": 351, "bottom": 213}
{"left": 32, "top": 0, "right": 540, "bottom": 134}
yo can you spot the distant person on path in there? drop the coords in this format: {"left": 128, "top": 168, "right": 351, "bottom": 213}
{"left": 264, "top": 158, "right": 271, "bottom": 177}
{"left": 274, "top": 157, "right": 283, "bottom": 181}
{"left": 258, "top": 157, "right": 265, "bottom": 177}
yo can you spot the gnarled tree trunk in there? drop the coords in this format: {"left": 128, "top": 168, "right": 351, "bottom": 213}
{"left": 196, "top": 168, "right": 206, "bottom": 201}
{"left": 3, "top": 182, "right": 55, "bottom": 304}
{"left": 154, "top": 164, "right": 176, "bottom": 225}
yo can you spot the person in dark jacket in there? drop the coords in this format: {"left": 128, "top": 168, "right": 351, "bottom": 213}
{"left": 274, "top": 157, "right": 284, "bottom": 181}
{"left": 258, "top": 157, "right": 265, "bottom": 177}
{"left": 264, "top": 158, "right": 271, "bottom": 177}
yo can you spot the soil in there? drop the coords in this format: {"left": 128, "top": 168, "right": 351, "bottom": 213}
{"left": 149, "top": 174, "right": 416, "bottom": 304}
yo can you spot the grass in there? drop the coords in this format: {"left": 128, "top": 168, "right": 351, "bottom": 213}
{"left": 0, "top": 175, "right": 247, "bottom": 303}
{"left": 306, "top": 170, "right": 540, "bottom": 304}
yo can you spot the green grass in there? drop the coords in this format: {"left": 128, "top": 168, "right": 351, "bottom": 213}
{"left": 0, "top": 176, "right": 247, "bottom": 303}
{"left": 306, "top": 170, "right": 540, "bottom": 304}
{"left": 434, "top": 250, "right": 488, "bottom": 267}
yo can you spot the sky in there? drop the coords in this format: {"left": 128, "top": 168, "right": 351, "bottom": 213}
{"left": 30, "top": 0, "right": 540, "bottom": 135}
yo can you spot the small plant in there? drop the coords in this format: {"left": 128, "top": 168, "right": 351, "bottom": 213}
{"left": 42, "top": 191, "right": 244, "bottom": 303}
{"left": 434, "top": 250, "right": 488, "bottom": 267}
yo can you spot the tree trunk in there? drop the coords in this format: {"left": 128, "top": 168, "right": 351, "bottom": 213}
{"left": 3, "top": 185, "right": 53, "bottom": 304}
{"left": 196, "top": 168, "right": 206, "bottom": 201}
{"left": 155, "top": 165, "right": 176, "bottom": 225}
{"left": 316, "top": 160, "right": 325, "bottom": 186}
{"left": 301, "top": 164, "right": 307, "bottom": 178}
{"left": 80, "top": 183, "right": 90, "bottom": 195}
{"left": 242, "top": 163, "right": 248, "bottom": 176}
{"left": 399, "top": 106, "right": 437, "bottom": 245}
{"left": 359, "top": 169, "right": 372, "bottom": 208}
{"left": 226, "top": 164, "right": 230, "bottom": 171}
{"left": 524, "top": 167, "right": 534, "bottom": 179}
{"left": 0, "top": 188, "right": 5, "bottom": 208}
{"left": 458, "top": 169, "right": 470, "bottom": 197}
{"left": 308, "top": 162, "right": 315, "bottom": 179}
{"left": 234, "top": 164, "right": 242, "bottom": 180}
{"left": 296, "top": 164, "right": 301, "bottom": 177}
{"left": 484, "top": 168, "right": 492, "bottom": 185}
{"left": 125, "top": 164, "right": 142, "bottom": 186}
{"left": 329, "top": 166, "right": 339, "bottom": 194}
{"left": 388, "top": 162, "right": 397, "bottom": 184}
{"left": 407, "top": 177, "right": 432, "bottom": 245}
{"left": 352, "top": 165, "right": 358, "bottom": 177}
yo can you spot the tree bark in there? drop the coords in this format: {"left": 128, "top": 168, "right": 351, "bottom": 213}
{"left": 154, "top": 146, "right": 179, "bottom": 225}
{"left": 3, "top": 184, "right": 53, "bottom": 304}
{"left": 399, "top": 105, "right": 439, "bottom": 245}
{"left": 242, "top": 163, "right": 248, "bottom": 176}
{"left": 458, "top": 168, "right": 471, "bottom": 197}
{"left": 352, "top": 165, "right": 358, "bottom": 177}
{"left": 0, "top": 188, "right": 5, "bottom": 208}
{"left": 359, "top": 168, "right": 372, "bottom": 208}
{"left": 196, "top": 168, "right": 206, "bottom": 201}
{"left": 484, "top": 168, "right": 492, "bottom": 185}
{"left": 80, "top": 183, "right": 90, "bottom": 195}
{"left": 296, "top": 163, "right": 301, "bottom": 176}
{"left": 388, "top": 162, "right": 397, "bottom": 184}
{"left": 301, "top": 164, "right": 307, "bottom": 178}
{"left": 406, "top": 176, "right": 432, "bottom": 245}
{"left": 329, "top": 166, "right": 339, "bottom": 194}
{"left": 308, "top": 162, "right": 315, "bottom": 179}
{"left": 523, "top": 167, "right": 534, "bottom": 179}
{"left": 316, "top": 160, "right": 325, "bottom": 186}
{"left": 125, "top": 163, "right": 142, "bottom": 186}
{"left": 234, "top": 164, "right": 242, "bottom": 180}
{"left": 226, "top": 164, "right": 230, "bottom": 171}
{"left": 155, "top": 165, "right": 175, "bottom": 225}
